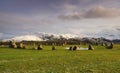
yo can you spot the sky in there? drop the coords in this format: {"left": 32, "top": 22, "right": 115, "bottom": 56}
{"left": 0, "top": 0, "right": 120, "bottom": 39}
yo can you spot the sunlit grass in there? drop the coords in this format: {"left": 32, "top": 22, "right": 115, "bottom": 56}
{"left": 0, "top": 44, "right": 120, "bottom": 73}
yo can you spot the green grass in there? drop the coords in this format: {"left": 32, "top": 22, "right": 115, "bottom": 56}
{"left": 0, "top": 44, "right": 120, "bottom": 73}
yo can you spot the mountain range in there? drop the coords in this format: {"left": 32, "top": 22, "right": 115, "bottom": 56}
{"left": 1, "top": 30, "right": 120, "bottom": 42}
{"left": 2, "top": 33, "right": 77, "bottom": 42}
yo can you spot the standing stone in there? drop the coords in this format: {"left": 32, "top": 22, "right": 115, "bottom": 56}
{"left": 73, "top": 46, "right": 77, "bottom": 51}
{"left": 52, "top": 46, "right": 56, "bottom": 50}
{"left": 88, "top": 44, "right": 94, "bottom": 50}
{"left": 106, "top": 42, "right": 113, "bottom": 49}
{"left": 69, "top": 46, "right": 72, "bottom": 51}
{"left": 38, "top": 44, "right": 43, "bottom": 50}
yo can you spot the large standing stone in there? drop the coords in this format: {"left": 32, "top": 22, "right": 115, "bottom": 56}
{"left": 52, "top": 46, "right": 56, "bottom": 50}
{"left": 88, "top": 44, "right": 94, "bottom": 50}
{"left": 73, "top": 46, "right": 77, "bottom": 51}
{"left": 38, "top": 44, "right": 43, "bottom": 50}
{"left": 106, "top": 42, "right": 113, "bottom": 49}
{"left": 69, "top": 46, "right": 72, "bottom": 51}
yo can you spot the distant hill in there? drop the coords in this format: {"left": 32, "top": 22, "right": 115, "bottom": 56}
{"left": 1, "top": 32, "right": 120, "bottom": 44}
{"left": 112, "top": 39, "right": 120, "bottom": 43}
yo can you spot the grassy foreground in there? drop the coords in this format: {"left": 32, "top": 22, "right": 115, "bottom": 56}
{"left": 0, "top": 45, "right": 120, "bottom": 73}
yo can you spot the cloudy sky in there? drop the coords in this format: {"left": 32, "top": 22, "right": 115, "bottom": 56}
{"left": 0, "top": 0, "right": 120, "bottom": 39}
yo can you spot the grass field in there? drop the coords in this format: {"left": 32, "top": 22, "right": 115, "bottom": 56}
{"left": 0, "top": 44, "right": 120, "bottom": 73}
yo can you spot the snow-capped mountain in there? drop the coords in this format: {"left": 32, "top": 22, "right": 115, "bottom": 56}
{"left": 96, "top": 29, "right": 120, "bottom": 40}
{"left": 2, "top": 33, "right": 77, "bottom": 42}
{"left": 2, "top": 35, "right": 42, "bottom": 42}
{"left": 81, "top": 28, "right": 120, "bottom": 40}
{"left": 1, "top": 29, "right": 120, "bottom": 42}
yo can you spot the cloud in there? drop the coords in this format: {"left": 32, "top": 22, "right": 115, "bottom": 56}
{"left": 116, "top": 28, "right": 120, "bottom": 31}
{"left": 58, "top": 6, "right": 120, "bottom": 20}
{"left": 57, "top": 2, "right": 81, "bottom": 20}
{"left": 84, "top": 6, "right": 120, "bottom": 18}
{"left": 0, "top": 12, "right": 56, "bottom": 34}
{"left": 0, "top": 33, "right": 3, "bottom": 38}
{"left": 58, "top": 11, "right": 82, "bottom": 20}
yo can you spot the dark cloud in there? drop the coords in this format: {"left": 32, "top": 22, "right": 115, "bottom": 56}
{"left": 84, "top": 6, "right": 120, "bottom": 18}
{"left": 58, "top": 6, "right": 120, "bottom": 20}
{"left": 116, "top": 28, "right": 120, "bottom": 31}
{"left": 0, "top": 0, "right": 60, "bottom": 14}
{"left": 0, "top": 0, "right": 119, "bottom": 13}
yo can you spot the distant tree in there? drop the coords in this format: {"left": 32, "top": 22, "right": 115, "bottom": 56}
{"left": 17, "top": 42, "right": 23, "bottom": 48}
{"left": 23, "top": 45, "right": 27, "bottom": 49}
{"left": 32, "top": 42, "right": 38, "bottom": 50}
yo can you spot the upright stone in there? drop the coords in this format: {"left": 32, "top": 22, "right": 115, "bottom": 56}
{"left": 88, "top": 44, "right": 94, "bottom": 50}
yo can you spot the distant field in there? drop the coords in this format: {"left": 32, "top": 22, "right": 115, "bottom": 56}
{"left": 0, "top": 44, "right": 120, "bottom": 73}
